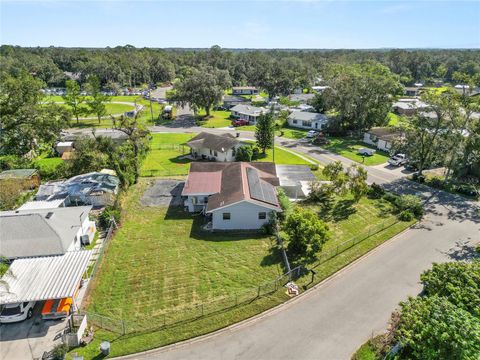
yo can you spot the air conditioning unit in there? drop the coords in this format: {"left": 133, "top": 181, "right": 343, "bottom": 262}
{"left": 80, "top": 234, "right": 90, "bottom": 246}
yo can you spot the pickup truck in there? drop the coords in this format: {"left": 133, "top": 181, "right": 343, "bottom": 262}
{"left": 388, "top": 154, "right": 407, "bottom": 166}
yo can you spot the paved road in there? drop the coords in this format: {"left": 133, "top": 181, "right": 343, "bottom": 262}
{"left": 122, "top": 181, "right": 479, "bottom": 360}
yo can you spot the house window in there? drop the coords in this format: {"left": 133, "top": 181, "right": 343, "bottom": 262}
{"left": 223, "top": 212, "right": 231, "bottom": 220}
{"left": 258, "top": 212, "right": 267, "bottom": 220}
{"left": 292, "top": 119, "right": 298, "bottom": 124}
{"left": 302, "top": 121, "right": 312, "bottom": 127}
{"left": 232, "top": 147, "right": 236, "bottom": 156}
{"left": 203, "top": 197, "right": 209, "bottom": 203}
{"left": 214, "top": 150, "right": 218, "bottom": 157}
{"left": 209, "top": 149, "right": 213, "bottom": 155}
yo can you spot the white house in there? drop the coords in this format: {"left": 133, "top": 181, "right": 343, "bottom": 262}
{"left": 287, "top": 111, "right": 329, "bottom": 130}
{"left": 181, "top": 162, "right": 281, "bottom": 230}
{"left": 55, "top": 141, "right": 74, "bottom": 156}
{"left": 393, "top": 99, "right": 429, "bottom": 116}
{"left": 232, "top": 86, "right": 259, "bottom": 95}
{"left": 363, "top": 127, "right": 403, "bottom": 152}
{"left": 0, "top": 206, "right": 96, "bottom": 259}
{"left": 230, "top": 104, "right": 267, "bottom": 124}
{"left": 186, "top": 132, "right": 242, "bottom": 162}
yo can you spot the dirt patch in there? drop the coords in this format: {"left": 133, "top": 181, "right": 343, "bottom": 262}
{"left": 140, "top": 180, "right": 184, "bottom": 207}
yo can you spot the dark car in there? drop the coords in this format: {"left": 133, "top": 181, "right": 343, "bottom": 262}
{"left": 233, "top": 119, "right": 249, "bottom": 127}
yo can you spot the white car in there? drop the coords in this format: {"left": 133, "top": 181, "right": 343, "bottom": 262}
{"left": 388, "top": 154, "right": 407, "bottom": 166}
{"left": 357, "top": 148, "right": 376, "bottom": 156}
{"left": 0, "top": 302, "right": 36, "bottom": 323}
{"left": 306, "top": 130, "right": 318, "bottom": 138}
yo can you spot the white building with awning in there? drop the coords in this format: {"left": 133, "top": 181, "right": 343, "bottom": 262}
{"left": 0, "top": 250, "right": 92, "bottom": 305}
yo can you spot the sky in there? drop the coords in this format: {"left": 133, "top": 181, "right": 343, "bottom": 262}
{"left": 0, "top": 0, "right": 479, "bottom": 49}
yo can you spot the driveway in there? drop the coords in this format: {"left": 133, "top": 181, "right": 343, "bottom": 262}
{"left": 0, "top": 302, "right": 67, "bottom": 359}
{"left": 121, "top": 182, "right": 479, "bottom": 360}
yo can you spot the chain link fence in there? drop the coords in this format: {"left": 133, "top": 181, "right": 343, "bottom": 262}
{"left": 80, "top": 218, "right": 399, "bottom": 335}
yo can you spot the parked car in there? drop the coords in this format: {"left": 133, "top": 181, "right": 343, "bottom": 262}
{"left": 357, "top": 148, "right": 376, "bottom": 156}
{"left": 306, "top": 130, "right": 319, "bottom": 138}
{"left": 0, "top": 302, "right": 36, "bottom": 323}
{"left": 233, "top": 119, "right": 249, "bottom": 127}
{"left": 388, "top": 154, "right": 407, "bottom": 166}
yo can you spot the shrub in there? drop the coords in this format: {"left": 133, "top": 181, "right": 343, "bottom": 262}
{"left": 368, "top": 183, "right": 385, "bottom": 199}
{"left": 428, "top": 176, "right": 444, "bottom": 189}
{"left": 398, "top": 210, "right": 414, "bottom": 221}
{"left": 0, "top": 155, "right": 31, "bottom": 171}
{"left": 52, "top": 343, "right": 68, "bottom": 360}
{"left": 99, "top": 206, "right": 121, "bottom": 228}
{"left": 395, "top": 195, "right": 423, "bottom": 218}
{"left": 453, "top": 183, "right": 479, "bottom": 198}
{"left": 412, "top": 173, "right": 425, "bottom": 183}
{"left": 235, "top": 145, "right": 254, "bottom": 162}
{"left": 383, "top": 192, "right": 399, "bottom": 204}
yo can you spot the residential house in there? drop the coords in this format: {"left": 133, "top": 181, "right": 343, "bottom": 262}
{"left": 223, "top": 95, "right": 247, "bottom": 109}
{"left": 181, "top": 162, "right": 281, "bottom": 230}
{"left": 230, "top": 104, "right": 267, "bottom": 124}
{"left": 363, "top": 127, "right": 403, "bottom": 152}
{"left": 232, "top": 86, "right": 259, "bottom": 96}
{"left": 404, "top": 86, "right": 421, "bottom": 97}
{"left": 35, "top": 171, "right": 120, "bottom": 207}
{"left": 393, "top": 99, "right": 429, "bottom": 116}
{"left": 186, "top": 132, "right": 242, "bottom": 162}
{"left": 0, "top": 206, "right": 96, "bottom": 259}
{"left": 287, "top": 111, "right": 329, "bottom": 130}
{"left": 288, "top": 93, "right": 315, "bottom": 104}
{"left": 61, "top": 129, "right": 129, "bottom": 145}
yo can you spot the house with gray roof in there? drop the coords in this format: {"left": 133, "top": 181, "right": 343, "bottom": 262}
{"left": 287, "top": 111, "right": 329, "bottom": 130}
{"left": 0, "top": 206, "right": 95, "bottom": 259}
{"left": 223, "top": 95, "right": 247, "bottom": 109}
{"left": 232, "top": 86, "right": 258, "bottom": 95}
{"left": 288, "top": 93, "right": 315, "bottom": 104}
{"left": 187, "top": 132, "right": 242, "bottom": 162}
{"left": 230, "top": 104, "right": 267, "bottom": 124}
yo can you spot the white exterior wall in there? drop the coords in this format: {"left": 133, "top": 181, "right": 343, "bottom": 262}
{"left": 231, "top": 111, "right": 260, "bottom": 124}
{"left": 288, "top": 118, "right": 327, "bottom": 130}
{"left": 68, "top": 217, "right": 96, "bottom": 251}
{"left": 210, "top": 201, "right": 276, "bottom": 230}
{"left": 184, "top": 194, "right": 213, "bottom": 212}
{"left": 377, "top": 139, "right": 392, "bottom": 152}
{"left": 363, "top": 133, "right": 376, "bottom": 147}
{"left": 191, "top": 145, "right": 240, "bottom": 162}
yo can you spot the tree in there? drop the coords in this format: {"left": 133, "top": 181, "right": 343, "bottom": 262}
{"left": 170, "top": 65, "right": 230, "bottom": 116}
{"left": 395, "top": 296, "right": 480, "bottom": 360}
{"left": 285, "top": 207, "right": 330, "bottom": 260}
{"left": 67, "top": 136, "right": 110, "bottom": 176}
{"left": 0, "top": 72, "right": 70, "bottom": 156}
{"left": 347, "top": 165, "right": 368, "bottom": 202}
{"left": 114, "top": 113, "right": 150, "bottom": 184}
{"left": 310, "top": 92, "right": 328, "bottom": 113}
{"left": 235, "top": 145, "right": 253, "bottom": 162}
{"left": 420, "top": 260, "right": 480, "bottom": 317}
{"left": 85, "top": 75, "right": 111, "bottom": 123}
{"left": 255, "top": 111, "right": 275, "bottom": 154}
{"left": 63, "top": 79, "right": 87, "bottom": 124}
{"left": 322, "top": 161, "right": 348, "bottom": 195}
{"left": 323, "top": 62, "right": 402, "bottom": 132}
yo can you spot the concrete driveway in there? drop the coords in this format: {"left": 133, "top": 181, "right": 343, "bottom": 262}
{"left": 0, "top": 302, "right": 67, "bottom": 359}
{"left": 120, "top": 182, "right": 479, "bottom": 360}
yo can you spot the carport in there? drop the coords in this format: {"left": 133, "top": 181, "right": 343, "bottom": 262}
{"left": 276, "top": 165, "right": 317, "bottom": 199}
{"left": 0, "top": 250, "right": 92, "bottom": 307}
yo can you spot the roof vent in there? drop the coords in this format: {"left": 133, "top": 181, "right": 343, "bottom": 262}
{"left": 45, "top": 212, "right": 54, "bottom": 219}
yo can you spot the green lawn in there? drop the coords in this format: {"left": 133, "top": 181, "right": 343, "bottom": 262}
{"left": 33, "top": 157, "right": 63, "bottom": 172}
{"left": 323, "top": 137, "right": 390, "bottom": 166}
{"left": 84, "top": 180, "right": 283, "bottom": 327}
{"left": 196, "top": 110, "right": 232, "bottom": 128}
{"left": 55, "top": 102, "right": 135, "bottom": 115}
{"left": 141, "top": 133, "right": 196, "bottom": 177}
{"left": 352, "top": 341, "right": 379, "bottom": 360}
{"left": 276, "top": 127, "right": 309, "bottom": 139}
{"left": 141, "top": 134, "right": 315, "bottom": 177}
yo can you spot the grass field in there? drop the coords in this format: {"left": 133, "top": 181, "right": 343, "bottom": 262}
{"left": 55, "top": 102, "right": 135, "bottom": 115}
{"left": 323, "top": 137, "right": 390, "bottom": 166}
{"left": 195, "top": 110, "right": 232, "bottom": 128}
{"left": 141, "top": 134, "right": 315, "bottom": 177}
{"left": 235, "top": 125, "right": 309, "bottom": 140}
{"left": 85, "top": 180, "right": 283, "bottom": 324}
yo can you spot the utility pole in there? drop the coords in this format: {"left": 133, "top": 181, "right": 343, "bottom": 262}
{"left": 149, "top": 89, "right": 154, "bottom": 124}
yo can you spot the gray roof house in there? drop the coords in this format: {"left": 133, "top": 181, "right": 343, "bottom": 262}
{"left": 232, "top": 86, "right": 259, "bottom": 95}
{"left": 223, "top": 95, "right": 247, "bottom": 109}
{"left": 288, "top": 93, "right": 315, "bottom": 103}
{"left": 35, "top": 171, "right": 120, "bottom": 207}
{"left": 287, "top": 111, "right": 329, "bottom": 130}
{"left": 230, "top": 104, "right": 267, "bottom": 124}
{"left": 0, "top": 206, "right": 95, "bottom": 259}
{"left": 187, "top": 132, "right": 242, "bottom": 162}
